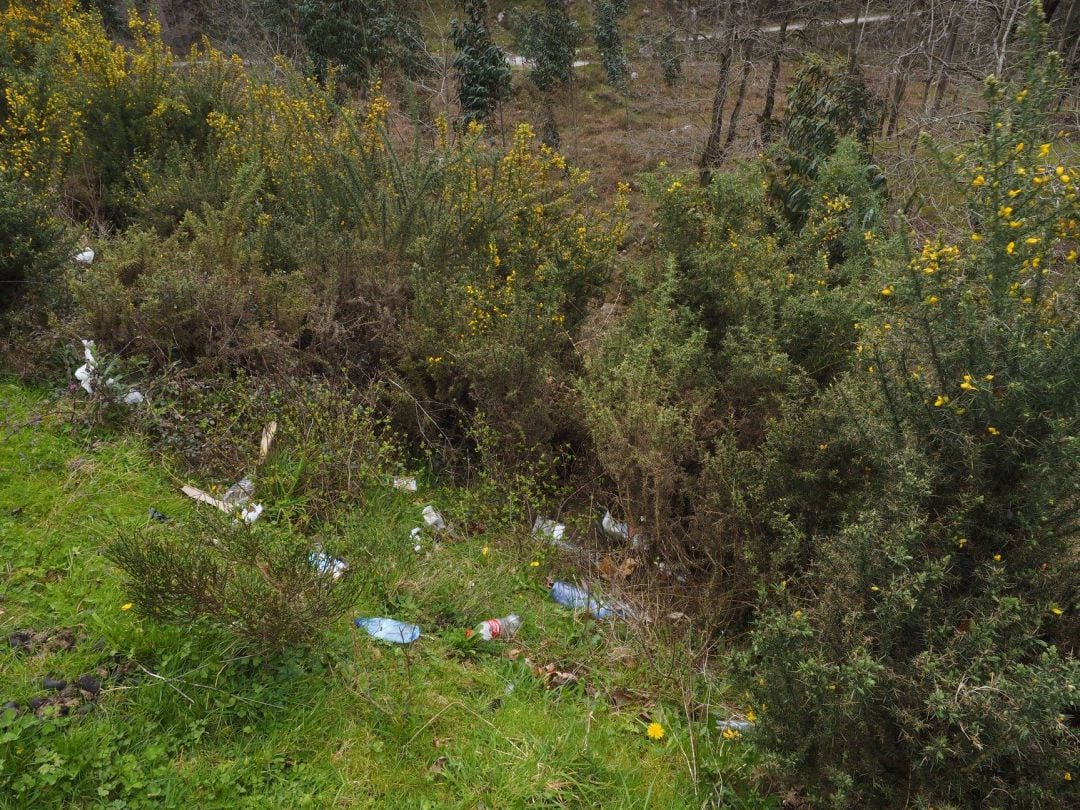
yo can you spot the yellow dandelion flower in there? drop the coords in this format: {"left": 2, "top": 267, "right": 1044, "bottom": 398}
{"left": 1007, "top": 188, "right": 1020, "bottom": 198}
{"left": 993, "top": 553, "right": 1002, "bottom": 562}
{"left": 530, "top": 560, "right": 540, "bottom": 567}
{"left": 870, "top": 585, "right": 880, "bottom": 592}
{"left": 722, "top": 728, "right": 741, "bottom": 740}
{"left": 745, "top": 710, "right": 757, "bottom": 722}
{"left": 1051, "top": 606, "right": 1064, "bottom": 616}
{"left": 958, "top": 538, "right": 967, "bottom": 548}
{"left": 1006, "top": 241, "right": 1015, "bottom": 254}
{"left": 1014, "top": 139, "right": 1026, "bottom": 151}
{"left": 926, "top": 295, "right": 939, "bottom": 305}
{"left": 646, "top": 722, "right": 665, "bottom": 740}
{"left": 880, "top": 286, "right": 893, "bottom": 297}
{"left": 934, "top": 395, "right": 949, "bottom": 407}
{"left": 1039, "top": 143, "right": 1051, "bottom": 158}
{"left": 970, "top": 232, "right": 982, "bottom": 241}
{"left": 972, "top": 175, "right": 986, "bottom": 187}
{"left": 481, "top": 546, "right": 490, "bottom": 556}
{"left": 999, "top": 205, "right": 1013, "bottom": 218}
{"left": 121, "top": 603, "right": 133, "bottom": 611}
{"left": 1064, "top": 771, "right": 1071, "bottom": 781}
{"left": 987, "top": 426, "right": 1000, "bottom": 436}
{"left": 792, "top": 610, "right": 803, "bottom": 620}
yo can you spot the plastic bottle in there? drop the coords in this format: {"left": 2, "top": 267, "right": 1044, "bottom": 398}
{"left": 550, "top": 581, "right": 635, "bottom": 620}
{"left": 550, "top": 581, "right": 612, "bottom": 619}
{"left": 472, "top": 614, "right": 521, "bottom": 641}
{"left": 222, "top": 477, "right": 254, "bottom": 507}
{"left": 354, "top": 617, "right": 421, "bottom": 644}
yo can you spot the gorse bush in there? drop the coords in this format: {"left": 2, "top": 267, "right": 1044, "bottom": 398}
{"left": 737, "top": 9, "right": 1080, "bottom": 806}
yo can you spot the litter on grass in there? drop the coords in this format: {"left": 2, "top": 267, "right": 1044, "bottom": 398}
{"left": 310, "top": 551, "right": 347, "bottom": 579}
{"left": 354, "top": 617, "right": 420, "bottom": 644}
{"left": 550, "top": 580, "right": 634, "bottom": 620}
{"left": 533, "top": 517, "right": 566, "bottom": 541}
{"left": 422, "top": 505, "right": 446, "bottom": 531}
{"left": 411, "top": 526, "right": 423, "bottom": 552}
{"left": 392, "top": 476, "right": 418, "bottom": 492}
{"left": 74, "top": 339, "right": 143, "bottom": 404}
{"left": 717, "top": 719, "right": 754, "bottom": 732}
{"left": 73, "top": 247, "right": 95, "bottom": 264}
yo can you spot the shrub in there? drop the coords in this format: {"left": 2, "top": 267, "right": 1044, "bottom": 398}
{"left": 108, "top": 510, "right": 356, "bottom": 652}
{"left": 737, "top": 10, "right": 1080, "bottom": 805}
{"left": 0, "top": 175, "right": 68, "bottom": 310}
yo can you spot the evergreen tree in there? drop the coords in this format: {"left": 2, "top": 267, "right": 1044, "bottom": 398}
{"left": 450, "top": 0, "right": 511, "bottom": 126}
{"left": 512, "top": 0, "right": 581, "bottom": 94}
{"left": 593, "top": 0, "right": 629, "bottom": 88}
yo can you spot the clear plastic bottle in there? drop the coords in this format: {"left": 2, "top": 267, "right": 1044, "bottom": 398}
{"left": 472, "top": 614, "right": 521, "bottom": 641}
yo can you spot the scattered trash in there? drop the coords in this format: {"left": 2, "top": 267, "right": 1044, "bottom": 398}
{"left": 181, "top": 484, "right": 230, "bottom": 512}
{"left": 73, "top": 247, "right": 95, "bottom": 264}
{"left": 182, "top": 482, "right": 264, "bottom": 524}
{"left": 74, "top": 340, "right": 97, "bottom": 395}
{"left": 422, "top": 505, "right": 446, "bottom": 531}
{"left": 599, "top": 508, "right": 644, "bottom": 548}
{"left": 392, "top": 476, "right": 418, "bottom": 492}
{"left": 310, "top": 551, "right": 347, "bottom": 579}
{"left": 533, "top": 516, "right": 587, "bottom": 554}
{"left": 471, "top": 614, "right": 521, "bottom": 641}
{"left": 717, "top": 718, "right": 754, "bottom": 732}
{"left": 222, "top": 477, "right": 254, "bottom": 508}
{"left": 600, "top": 509, "right": 629, "bottom": 542}
{"left": 354, "top": 617, "right": 420, "bottom": 644}
{"left": 148, "top": 508, "right": 169, "bottom": 522}
{"left": 259, "top": 421, "right": 277, "bottom": 464}
{"left": 533, "top": 517, "right": 566, "bottom": 542}
{"left": 550, "top": 580, "right": 633, "bottom": 620}
{"left": 73, "top": 339, "right": 143, "bottom": 405}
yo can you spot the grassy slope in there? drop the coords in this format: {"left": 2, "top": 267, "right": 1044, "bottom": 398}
{"left": 0, "top": 382, "right": 766, "bottom": 808}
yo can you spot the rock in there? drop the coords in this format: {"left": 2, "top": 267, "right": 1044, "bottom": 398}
{"left": 43, "top": 677, "right": 67, "bottom": 691}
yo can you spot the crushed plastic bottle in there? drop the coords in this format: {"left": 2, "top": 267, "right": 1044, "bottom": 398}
{"left": 310, "top": 551, "right": 347, "bottom": 579}
{"left": 600, "top": 509, "right": 629, "bottom": 542}
{"left": 550, "top": 580, "right": 634, "bottom": 620}
{"left": 716, "top": 719, "right": 753, "bottom": 732}
{"left": 422, "top": 505, "right": 446, "bottom": 531}
{"left": 354, "top": 617, "right": 420, "bottom": 644}
{"left": 222, "top": 478, "right": 254, "bottom": 508}
{"left": 472, "top": 614, "right": 521, "bottom": 641}
{"left": 532, "top": 517, "right": 566, "bottom": 542}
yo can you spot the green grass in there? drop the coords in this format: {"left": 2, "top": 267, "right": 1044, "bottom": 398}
{"left": 0, "top": 382, "right": 770, "bottom": 808}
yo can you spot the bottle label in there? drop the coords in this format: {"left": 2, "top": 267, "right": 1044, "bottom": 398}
{"left": 487, "top": 618, "right": 501, "bottom": 639}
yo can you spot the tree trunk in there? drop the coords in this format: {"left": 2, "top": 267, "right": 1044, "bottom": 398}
{"left": 699, "top": 26, "right": 738, "bottom": 185}
{"left": 847, "top": 1, "right": 863, "bottom": 72}
{"left": 929, "top": 13, "right": 959, "bottom": 118}
{"left": 723, "top": 39, "right": 754, "bottom": 154}
{"left": 760, "top": 15, "right": 790, "bottom": 145}
{"left": 885, "top": 10, "right": 919, "bottom": 138}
